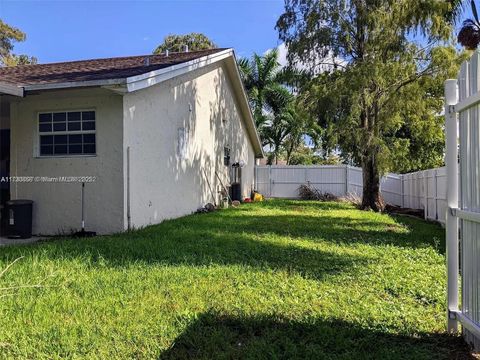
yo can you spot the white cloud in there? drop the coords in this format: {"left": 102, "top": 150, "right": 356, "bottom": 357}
{"left": 266, "top": 43, "right": 347, "bottom": 73}
{"left": 276, "top": 43, "right": 289, "bottom": 68}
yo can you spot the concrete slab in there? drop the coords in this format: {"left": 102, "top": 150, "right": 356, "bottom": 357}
{"left": 0, "top": 236, "right": 45, "bottom": 246}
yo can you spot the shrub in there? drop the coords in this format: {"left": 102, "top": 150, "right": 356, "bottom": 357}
{"left": 298, "top": 183, "right": 337, "bottom": 201}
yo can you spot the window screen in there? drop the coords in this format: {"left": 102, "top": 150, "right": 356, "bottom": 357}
{"left": 38, "top": 111, "right": 96, "bottom": 156}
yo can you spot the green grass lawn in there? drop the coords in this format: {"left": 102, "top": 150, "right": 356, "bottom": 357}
{"left": 0, "top": 200, "right": 472, "bottom": 359}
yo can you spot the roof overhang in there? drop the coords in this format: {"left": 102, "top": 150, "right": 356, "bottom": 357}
{"left": 122, "top": 48, "right": 263, "bottom": 157}
{"left": 24, "top": 78, "right": 125, "bottom": 92}
{"left": 0, "top": 82, "right": 24, "bottom": 97}
{"left": 18, "top": 49, "right": 264, "bottom": 158}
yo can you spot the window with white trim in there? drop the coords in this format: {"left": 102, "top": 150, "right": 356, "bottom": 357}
{"left": 38, "top": 111, "right": 96, "bottom": 156}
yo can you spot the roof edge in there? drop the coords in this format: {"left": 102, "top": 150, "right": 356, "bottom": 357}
{"left": 124, "top": 48, "right": 264, "bottom": 157}
{"left": 0, "top": 82, "right": 24, "bottom": 97}
{"left": 24, "top": 78, "right": 126, "bottom": 92}
{"left": 17, "top": 48, "right": 263, "bottom": 157}
{"left": 125, "top": 49, "right": 233, "bottom": 92}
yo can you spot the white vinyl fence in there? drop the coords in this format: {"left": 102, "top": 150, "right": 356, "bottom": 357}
{"left": 446, "top": 52, "right": 480, "bottom": 349}
{"left": 255, "top": 165, "right": 448, "bottom": 223}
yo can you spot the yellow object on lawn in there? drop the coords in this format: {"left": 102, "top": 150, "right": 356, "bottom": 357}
{"left": 253, "top": 192, "right": 264, "bottom": 202}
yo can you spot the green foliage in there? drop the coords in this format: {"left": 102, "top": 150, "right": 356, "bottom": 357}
{"left": 287, "top": 146, "right": 341, "bottom": 165}
{"left": 2, "top": 53, "right": 37, "bottom": 66}
{"left": 300, "top": 46, "right": 464, "bottom": 173}
{"left": 238, "top": 50, "right": 318, "bottom": 164}
{"left": 277, "top": 0, "right": 466, "bottom": 207}
{"left": 0, "top": 200, "right": 469, "bottom": 358}
{"left": 153, "top": 33, "right": 216, "bottom": 54}
{"left": 0, "top": 20, "right": 24, "bottom": 58}
{"left": 238, "top": 49, "right": 286, "bottom": 128}
{"left": 0, "top": 20, "right": 36, "bottom": 67}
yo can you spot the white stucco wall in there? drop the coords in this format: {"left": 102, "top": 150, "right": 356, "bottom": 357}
{"left": 123, "top": 61, "right": 256, "bottom": 229}
{"left": 10, "top": 88, "right": 124, "bottom": 235}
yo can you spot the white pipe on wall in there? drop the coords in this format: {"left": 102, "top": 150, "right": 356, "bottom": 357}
{"left": 127, "top": 146, "right": 131, "bottom": 231}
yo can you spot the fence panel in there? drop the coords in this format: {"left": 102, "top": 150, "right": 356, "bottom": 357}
{"left": 255, "top": 164, "right": 448, "bottom": 223}
{"left": 270, "top": 166, "right": 307, "bottom": 198}
{"left": 347, "top": 166, "right": 363, "bottom": 197}
{"left": 457, "top": 52, "right": 480, "bottom": 349}
{"left": 381, "top": 173, "right": 403, "bottom": 207}
{"left": 305, "top": 166, "right": 346, "bottom": 196}
{"left": 254, "top": 166, "right": 271, "bottom": 197}
{"left": 444, "top": 51, "right": 480, "bottom": 349}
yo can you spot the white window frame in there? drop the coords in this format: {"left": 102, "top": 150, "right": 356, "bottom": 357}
{"left": 36, "top": 109, "right": 97, "bottom": 158}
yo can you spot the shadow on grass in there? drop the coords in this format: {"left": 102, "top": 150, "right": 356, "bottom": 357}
{"left": 250, "top": 200, "right": 445, "bottom": 251}
{"left": 0, "top": 200, "right": 444, "bottom": 278}
{"left": 0, "top": 228, "right": 368, "bottom": 281}
{"left": 159, "top": 312, "right": 472, "bottom": 360}
{"left": 183, "top": 211, "right": 445, "bottom": 253}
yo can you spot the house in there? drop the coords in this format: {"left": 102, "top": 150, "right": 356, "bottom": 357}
{"left": 0, "top": 48, "right": 263, "bottom": 235}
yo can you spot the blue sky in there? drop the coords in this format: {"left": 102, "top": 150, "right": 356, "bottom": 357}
{"left": 0, "top": 0, "right": 285, "bottom": 63}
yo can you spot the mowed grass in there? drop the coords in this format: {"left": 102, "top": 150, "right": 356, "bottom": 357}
{"left": 0, "top": 200, "right": 472, "bottom": 359}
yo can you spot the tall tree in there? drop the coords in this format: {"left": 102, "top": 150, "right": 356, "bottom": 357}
{"left": 277, "top": 0, "right": 463, "bottom": 210}
{"left": 0, "top": 20, "right": 37, "bottom": 66}
{"left": 2, "top": 54, "right": 37, "bottom": 66}
{"left": 238, "top": 49, "right": 285, "bottom": 130}
{"left": 153, "top": 33, "right": 216, "bottom": 54}
{"left": 238, "top": 49, "right": 310, "bottom": 164}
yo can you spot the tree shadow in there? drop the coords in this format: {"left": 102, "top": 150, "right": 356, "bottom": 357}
{"left": 0, "top": 199, "right": 443, "bottom": 281}
{"left": 159, "top": 312, "right": 473, "bottom": 360}
{"left": 0, "top": 226, "right": 368, "bottom": 282}
{"left": 195, "top": 212, "right": 446, "bottom": 254}
{"left": 165, "top": 200, "right": 446, "bottom": 254}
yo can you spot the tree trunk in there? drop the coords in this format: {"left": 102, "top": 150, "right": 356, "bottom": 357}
{"left": 361, "top": 152, "right": 385, "bottom": 211}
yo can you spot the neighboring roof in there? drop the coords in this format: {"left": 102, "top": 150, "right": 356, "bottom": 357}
{"left": 0, "top": 48, "right": 225, "bottom": 87}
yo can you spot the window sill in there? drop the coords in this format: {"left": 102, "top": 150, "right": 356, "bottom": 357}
{"left": 34, "top": 155, "right": 97, "bottom": 159}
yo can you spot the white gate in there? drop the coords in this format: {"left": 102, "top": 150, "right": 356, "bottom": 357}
{"left": 446, "top": 51, "right": 480, "bottom": 348}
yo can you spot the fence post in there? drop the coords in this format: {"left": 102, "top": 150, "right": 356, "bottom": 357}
{"left": 424, "top": 171, "right": 428, "bottom": 220}
{"left": 345, "top": 165, "right": 349, "bottom": 195}
{"left": 434, "top": 169, "right": 438, "bottom": 221}
{"left": 445, "top": 78, "right": 459, "bottom": 333}
{"left": 269, "top": 165, "right": 272, "bottom": 198}
{"left": 401, "top": 174, "right": 404, "bottom": 208}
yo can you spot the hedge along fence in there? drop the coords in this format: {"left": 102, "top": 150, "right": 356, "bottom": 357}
{"left": 254, "top": 165, "right": 448, "bottom": 224}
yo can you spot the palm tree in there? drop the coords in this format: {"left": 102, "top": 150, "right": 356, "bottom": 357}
{"left": 238, "top": 50, "right": 292, "bottom": 120}
{"left": 457, "top": 1, "right": 480, "bottom": 49}
{"left": 238, "top": 49, "right": 305, "bottom": 163}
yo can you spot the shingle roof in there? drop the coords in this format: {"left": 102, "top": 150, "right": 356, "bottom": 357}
{"left": 0, "top": 48, "right": 226, "bottom": 86}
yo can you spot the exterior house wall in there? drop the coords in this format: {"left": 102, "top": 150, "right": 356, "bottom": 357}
{"left": 123, "top": 61, "right": 256, "bottom": 229}
{"left": 10, "top": 88, "right": 124, "bottom": 235}
{"left": 0, "top": 98, "right": 10, "bottom": 130}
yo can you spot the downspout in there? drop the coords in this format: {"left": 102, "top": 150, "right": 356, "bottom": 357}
{"left": 127, "top": 146, "right": 131, "bottom": 230}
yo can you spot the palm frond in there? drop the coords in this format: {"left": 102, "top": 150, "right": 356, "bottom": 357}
{"left": 458, "top": 18, "right": 480, "bottom": 49}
